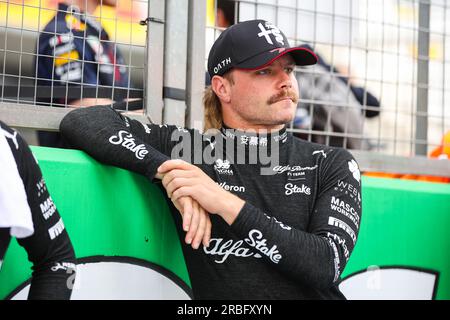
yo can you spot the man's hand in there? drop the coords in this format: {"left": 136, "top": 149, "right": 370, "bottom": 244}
{"left": 157, "top": 160, "right": 245, "bottom": 225}
{"left": 173, "top": 196, "right": 211, "bottom": 249}
{"left": 156, "top": 170, "right": 211, "bottom": 249}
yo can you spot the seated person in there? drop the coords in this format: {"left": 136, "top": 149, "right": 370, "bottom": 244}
{"left": 294, "top": 44, "right": 380, "bottom": 150}
{"left": 35, "top": 0, "right": 134, "bottom": 148}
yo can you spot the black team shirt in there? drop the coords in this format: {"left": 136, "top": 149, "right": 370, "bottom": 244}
{"left": 60, "top": 105, "right": 362, "bottom": 299}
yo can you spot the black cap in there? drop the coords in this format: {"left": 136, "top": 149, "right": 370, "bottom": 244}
{"left": 207, "top": 19, "right": 318, "bottom": 77}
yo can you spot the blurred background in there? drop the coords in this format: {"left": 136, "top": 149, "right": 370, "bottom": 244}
{"left": 0, "top": 0, "right": 449, "bottom": 175}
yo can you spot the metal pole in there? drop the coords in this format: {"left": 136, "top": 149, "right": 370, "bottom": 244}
{"left": 144, "top": 0, "right": 165, "bottom": 124}
{"left": 186, "top": 0, "right": 206, "bottom": 131}
{"left": 162, "top": 0, "right": 188, "bottom": 126}
{"left": 415, "top": 0, "right": 430, "bottom": 156}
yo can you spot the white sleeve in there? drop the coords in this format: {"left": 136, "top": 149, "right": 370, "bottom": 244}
{"left": 0, "top": 128, "right": 34, "bottom": 238}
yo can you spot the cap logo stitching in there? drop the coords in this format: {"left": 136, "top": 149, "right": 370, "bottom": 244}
{"left": 257, "top": 22, "right": 284, "bottom": 46}
{"left": 214, "top": 57, "right": 232, "bottom": 75}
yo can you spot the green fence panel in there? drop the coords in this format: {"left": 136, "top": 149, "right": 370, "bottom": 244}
{"left": 0, "top": 146, "right": 190, "bottom": 299}
{"left": 1, "top": 147, "right": 449, "bottom": 299}
{"left": 341, "top": 177, "right": 450, "bottom": 299}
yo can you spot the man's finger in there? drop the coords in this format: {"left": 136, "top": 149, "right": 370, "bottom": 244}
{"left": 203, "top": 214, "right": 212, "bottom": 248}
{"left": 192, "top": 206, "right": 206, "bottom": 249}
{"left": 181, "top": 197, "right": 193, "bottom": 232}
{"left": 166, "top": 177, "right": 195, "bottom": 198}
{"left": 172, "top": 186, "right": 192, "bottom": 203}
{"left": 158, "top": 159, "right": 194, "bottom": 174}
{"left": 185, "top": 201, "right": 200, "bottom": 245}
{"left": 161, "top": 169, "right": 194, "bottom": 190}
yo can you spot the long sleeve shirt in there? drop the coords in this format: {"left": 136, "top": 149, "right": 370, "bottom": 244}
{"left": 60, "top": 105, "right": 362, "bottom": 299}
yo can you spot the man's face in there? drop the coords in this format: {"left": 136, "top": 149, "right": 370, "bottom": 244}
{"left": 227, "top": 54, "right": 299, "bottom": 128}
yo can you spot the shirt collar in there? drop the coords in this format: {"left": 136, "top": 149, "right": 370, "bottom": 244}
{"left": 220, "top": 124, "right": 289, "bottom": 146}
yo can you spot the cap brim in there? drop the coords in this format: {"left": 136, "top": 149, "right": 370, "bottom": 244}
{"left": 236, "top": 47, "right": 318, "bottom": 71}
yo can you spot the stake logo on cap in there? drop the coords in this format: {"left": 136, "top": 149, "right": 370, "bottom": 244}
{"left": 208, "top": 19, "right": 318, "bottom": 77}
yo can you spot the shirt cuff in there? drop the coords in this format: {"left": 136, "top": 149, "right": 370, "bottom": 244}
{"left": 229, "top": 201, "right": 258, "bottom": 236}
{"left": 145, "top": 153, "right": 171, "bottom": 181}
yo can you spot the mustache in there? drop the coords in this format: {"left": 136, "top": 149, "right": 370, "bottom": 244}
{"left": 267, "top": 89, "right": 299, "bottom": 105}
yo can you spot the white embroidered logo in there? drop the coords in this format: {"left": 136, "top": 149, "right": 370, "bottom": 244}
{"left": 284, "top": 183, "right": 311, "bottom": 196}
{"left": 213, "top": 159, "right": 233, "bottom": 175}
{"left": 257, "top": 22, "right": 284, "bottom": 46}
{"left": 204, "top": 230, "right": 283, "bottom": 264}
{"left": 109, "top": 130, "right": 149, "bottom": 160}
{"left": 245, "top": 229, "right": 282, "bottom": 264}
{"left": 264, "top": 213, "right": 292, "bottom": 231}
{"left": 214, "top": 159, "right": 230, "bottom": 170}
{"left": 203, "top": 238, "right": 262, "bottom": 264}
{"left": 51, "top": 262, "right": 76, "bottom": 272}
{"left": 312, "top": 150, "right": 327, "bottom": 158}
{"left": 348, "top": 159, "right": 361, "bottom": 184}
{"left": 214, "top": 57, "right": 232, "bottom": 75}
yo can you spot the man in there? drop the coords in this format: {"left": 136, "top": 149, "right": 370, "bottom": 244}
{"left": 60, "top": 19, "right": 362, "bottom": 299}
{"left": 0, "top": 121, "right": 76, "bottom": 300}
{"left": 35, "top": 0, "right": 132, "bottom": 147}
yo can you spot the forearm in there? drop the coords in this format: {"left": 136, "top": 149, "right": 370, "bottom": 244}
{"left": 68, "top": 98, "right": 113, "bottom": 108}
{"left": 216, "top": 192, "right": 245, "bottom": 225}
{"left": 60, "top": 106, "right": 169, "bottom": 180}
{"left": 27, "top": 254, "right": 76, "bottom": 300}
{"left": 228, "top": 201, "right": 337, "bottom": 289}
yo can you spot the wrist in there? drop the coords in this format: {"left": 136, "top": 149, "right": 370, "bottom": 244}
{"left": 219, "top": 192, "right": 245, "bottom": 225}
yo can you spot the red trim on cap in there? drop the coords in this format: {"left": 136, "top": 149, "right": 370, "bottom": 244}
{"left": 237, "top": 47, "right": 318, "bottom": 71}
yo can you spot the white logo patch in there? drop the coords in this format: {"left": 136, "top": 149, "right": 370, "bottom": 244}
{"left": 312, "top": 150, "right": 327, "bottom": 158}
{"left": 214, "top": 159, "right": 233, "bottom": 175}
{"left": 284, "top": 183, "right": 311, "bottom": 196}
{"left": 51, "top": 262, "right": 76, "bottom": 272}
{"left": 257, "top": 22, "right": 285, "bottom": 46}
{"left": 48, "top": 218, "right": 65, "bottom": 240}
{"left": 203, "top": 238, "right": 262, "bottom": 264}
{"left": 214, "top": 57, "right": 232, "bottom": 75}
{"left": 218, "top": 181, "right": 245, "bottom": 193}
{"left": 273, "top": 164, "right": 318, "bottom": 181}
{"left": 328, "top": 217, "right": 357, "bottom": 244}
{"left": 330, "top": 196, "right": 360, "bottom": 229}
{"left": 36, "top": 178, "right": 47, "bottom": 197}
{"left": 204, "top": 230, "right": 283, "bottom": 265}
{"left": 40, "top": 196, "right": 57, "bottom": 220}
{"left": 245, "top": 229, "right": 282, "bottom": 264}
{"left": 348, "top": 159, "right": 361, "bottom": 184}
{"left": 264, "top": 213, "right": 292, "bottom": 231}
{"left": 109, "top": 130, "right": 149, "bottom": 160}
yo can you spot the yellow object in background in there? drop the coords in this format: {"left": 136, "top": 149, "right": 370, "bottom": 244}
{"left": 0, "top": 0, "right": 147, "bottom": 46}
{"left": 54, "top": 50, "right": 80, "bottom": 66}
{"left": 364, "top": 131, "right": 450, "bottom": 183}
{"left": 207, "top": 0, "right": 216, "bottom": 27}
{"left": 65, "top": 14, "right": 86, "bottom": 31}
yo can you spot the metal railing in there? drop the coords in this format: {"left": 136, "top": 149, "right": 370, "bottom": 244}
{"left": 0, "top": 0, "right": 449, "bottom": 177}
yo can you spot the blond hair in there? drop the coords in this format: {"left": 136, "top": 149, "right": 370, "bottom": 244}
{"left": 203, "top": 86, "right": 223, "bottom": 131}
{"left": 203, "top": 72, "right": 234, "bottom": 131}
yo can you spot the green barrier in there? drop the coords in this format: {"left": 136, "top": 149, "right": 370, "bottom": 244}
{"left": 0, "top": 146, "right": 191, "bottom": 299}
{"left": 0, "top": 147, "right": 449, "bottom": 299}
{"left": 341, "top": 177, "right": 450, "bottom": 299}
